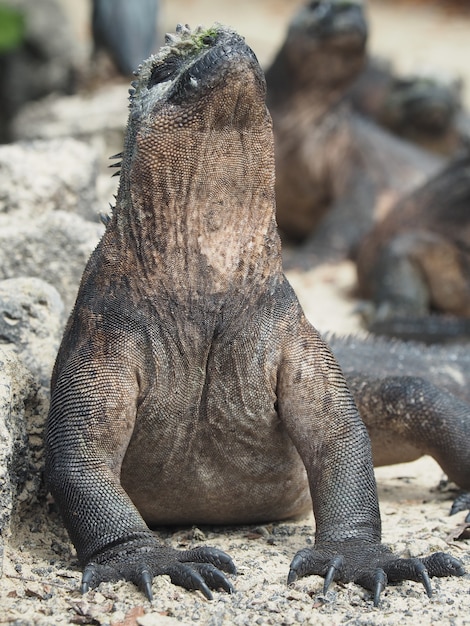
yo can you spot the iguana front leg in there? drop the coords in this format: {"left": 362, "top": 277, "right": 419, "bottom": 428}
{"left": 277, "top": 316, "right": 464, "bottom": 605}
{"left": 45, "top": 349, "right": 235, "bottom": 600}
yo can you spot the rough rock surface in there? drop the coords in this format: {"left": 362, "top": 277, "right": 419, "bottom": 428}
{"left": 0, "top": 347, "right": 46, "bottom": 576}
{"left": 0, "top": 276, "right": 63, "bottom": 583}
{"left": 0, "top": 277, "right": 64, "bottom": 387}
{"left": 0, "top": 138, "right": 104, "bottom": 311}
{"left": 0, "top": 211, "right": 103, "bottom": 313}
{"left": 0, "top": 138, "right": 100, "bottom": 222}
{"left": 11, "top": 85, "right": 129, "bottom": 168}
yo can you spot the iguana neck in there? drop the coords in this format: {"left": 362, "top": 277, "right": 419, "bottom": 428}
{"left": 112, "top": 122, "right": 282, "bottom": 297}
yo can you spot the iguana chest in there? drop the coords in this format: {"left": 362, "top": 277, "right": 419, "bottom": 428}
{"left": 119, "top": 323, "right": 311, "bottom": 525}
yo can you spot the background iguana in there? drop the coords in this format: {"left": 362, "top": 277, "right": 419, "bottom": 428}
{"left": 355, "top": 151, "right": 470, "bottom": 341}
{"left": 265, "top": 0, "right": 441, "bottom": 255}
{"left": 329, "top": 333, "right": 470, "bottom": 516}
{"left": 349, "top": 57, "right": 463, "bottom": 156}
{"left": 45, "top": 23, "right": 464, "bottom": 606}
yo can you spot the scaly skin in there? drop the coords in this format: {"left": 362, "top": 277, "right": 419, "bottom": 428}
{"left": 330, "top": 335, "right": 470, "bottom": 494}
{"left": 45, "top": 23, "right": 464, "bottom": 606}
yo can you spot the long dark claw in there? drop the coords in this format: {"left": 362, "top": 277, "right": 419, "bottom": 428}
{"left": 373, "top": 568, "right": 387, "bottom": 608}
{"left": 182, "top": 547, "right": 237, "bottom": 575}
{"left": 197, "top": 578, "right": 213, "bottom": 601}
{"left": 323, "top": 555, "right": 344, "bottom": 593}
{"left": 414, "top": 560, "right": 432, "bottom": 598}
{"left": 170, "top": 564, "right": 213, "bottom": 600}
{"left": 185, "top": 562, "right": 235, "bottom": 595}
{"left": 207, "top": 568, "right": 235, "bottom": 594}
{"left": 287, "top": 567, "right": 298, "bottom": 585}
{"left": 214, "top": 552, "right": 237, "bottom": 575}
{"left": 139, "top": 566, "right": 153, "bottom": 601}
{"left": 80, "top": 563, "right": 96, "bottom": 595}
{"left": 450, "top": 491, "right": 470, "bottom": 516}
{"left": 287, "top": 550, "right": 307, "bottom": 585}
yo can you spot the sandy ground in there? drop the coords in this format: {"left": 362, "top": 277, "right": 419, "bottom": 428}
{"left": 2, "top": 1, "right": 470, "bottom": 625}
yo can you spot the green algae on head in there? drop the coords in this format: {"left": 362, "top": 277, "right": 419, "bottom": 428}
{"left": 127, "top": 23, "right": 260, "bottom": 122}
{"left": 185, "top": 25, "right": 220, "bottom": 51}
{"left": 127, "top": 23, "right": 237, "bottom": 108}
{"left": 132, "top": 24, "right": 229, "bottom": 85}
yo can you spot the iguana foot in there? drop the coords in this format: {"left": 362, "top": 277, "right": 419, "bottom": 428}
{"left": 80, "top": 541, "right": 236, "bottom": 601}
{"left": 287, "top": 541, "right": 464, "bottom": 606}
{"left": 450, "top": 491, "right": 470, "bottom": 523}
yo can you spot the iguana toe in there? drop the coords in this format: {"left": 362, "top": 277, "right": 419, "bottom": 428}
{"left": 80, "top": 562, "right": 97, "bottom": 594}
{"left": 381, "top": 557, "right": 433, "bottom": 597}
{"left": 287, "top": 547, "right": 323, "bottom": 585}
{"left": 179, "top": 546, "right": 237, "bottom": 575}
{"left": 287, "top": 543, "right": 464, "bottom": 606}
{"left": 373, "top": 569, "right": 387, "bottom": 608}
{"left": 167, "top": 563, "right": 214, "bottom": 600}
{"left": 80, "top": 562, "right": 117, "bottom": 594}
{"left": 185, "top": 562, "right": 235, "bottom": 595}
{"left": 419, "top": 552, "right": 466, "bottom": 578}
{"left": 414, "top": 560, "right": 432, "bottom": 598}
{"left": 450, "top": 491, "right": 470, "bottom": 522}
{"left": 323, "top": 555, "right": 344, "bottom": 593}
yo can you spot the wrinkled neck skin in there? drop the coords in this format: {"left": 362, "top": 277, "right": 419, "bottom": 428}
{"left": 112, "top": 103, "right": 282, "bottom": 304}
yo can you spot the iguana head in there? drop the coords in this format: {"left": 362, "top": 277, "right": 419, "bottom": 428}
{"left": 127, "top": 24, "right": 266, "bottom": 129}
{"left": 113, "top": 24, "right": 281, "bottom": 290}
{"left": 267, "top": 0, "right": 367, "bottom": 94}
{"left": 380, "top": 75, "right": 460, "bottom": 135}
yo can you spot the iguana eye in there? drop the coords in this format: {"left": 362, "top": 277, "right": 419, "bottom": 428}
{"left": 148, "top": 57, "right": 180, "bottom": 88}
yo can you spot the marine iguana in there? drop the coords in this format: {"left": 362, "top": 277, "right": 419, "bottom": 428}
{"left": 45, "top": 23, "right": 464, "bottom": 606}
{"left": 355, "top": 151, "right": 470, "bottom": 340}
{"left": 265, "top": 0, "right": 441, "bottom": 254}
{"left": 349, "top": 58, "right": 463, "bottom": 156}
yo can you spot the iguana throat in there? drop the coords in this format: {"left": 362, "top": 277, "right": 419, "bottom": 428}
{"left": 113, "top": 24, "right": 281, "bottom": 293}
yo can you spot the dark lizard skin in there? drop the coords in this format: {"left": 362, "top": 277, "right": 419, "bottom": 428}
{"left": 45, "top": 24, "right": 464, "bottom": 606}
{"left": 330, "top": 335, "right": 470, "bottom": 518}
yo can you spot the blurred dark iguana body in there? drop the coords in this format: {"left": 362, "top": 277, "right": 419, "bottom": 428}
{"left": 355, "top": 153, "right": 470, "bottom": 341}
{"left": 45, "top": 23, "right": 463, "bottom": 605}
{"left": 349, "top": 57, "right": 463, "bottom": 156}
{"left": 266, "top": 0, "right": 442, "bottom": 256}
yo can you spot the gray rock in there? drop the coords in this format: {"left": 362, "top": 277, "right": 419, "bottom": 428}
{"left": 11, "top": 84, "right": 129, "bottom": 166}
{"left": 0, "top": 211, "right": 103, "bottom": 313}
{"left": 0, "top": 138, "right": 100, "bottom": 223}
{"left": 0, "top": 347, "right": 47, "bottom": 576}
{"left": 0, "top": 277, "right": 64, "bottom": 387}
{"left": 0, "top": 278, "right": 64, "bottom": 575}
